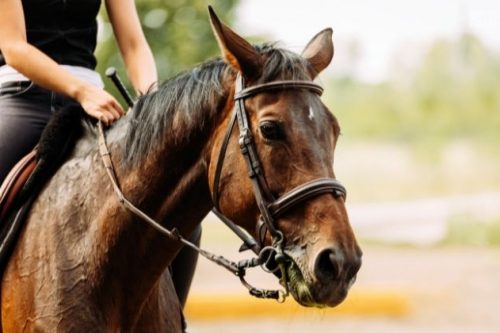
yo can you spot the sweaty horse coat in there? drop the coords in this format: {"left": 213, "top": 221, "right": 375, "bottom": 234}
{"left": 1, "top": 8, "right": 361, "bottom": 332}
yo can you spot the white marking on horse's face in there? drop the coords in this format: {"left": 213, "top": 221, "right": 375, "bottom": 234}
{"left": 308, "top": 107, "right": 315, "bottom": 121}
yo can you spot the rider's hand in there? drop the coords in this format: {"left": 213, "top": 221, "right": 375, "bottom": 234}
{"left": 75, "top": 84, "right": 124, "bottom": 125}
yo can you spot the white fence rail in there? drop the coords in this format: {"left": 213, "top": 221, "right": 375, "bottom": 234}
{"left": 350, "top": 191, "right": 500, "bottom": 245}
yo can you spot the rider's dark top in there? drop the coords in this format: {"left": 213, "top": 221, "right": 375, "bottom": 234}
{"left": 0, "top": 0, "right": 101, "bottom": 69}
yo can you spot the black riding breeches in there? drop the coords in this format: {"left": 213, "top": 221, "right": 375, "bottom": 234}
{"left": 0, "top": 81, "right": 73, "bottom": 184}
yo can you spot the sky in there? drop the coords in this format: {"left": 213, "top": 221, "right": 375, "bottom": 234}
{"left": 236, "top": 0, "right": 500, "bottom": 82}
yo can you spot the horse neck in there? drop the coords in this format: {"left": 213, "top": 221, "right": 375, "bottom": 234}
{"left": 89, "top": 76, "right": 234, "bottom": 318}
{"left": 111, "top": 79, "right": 234, "bottom": 236}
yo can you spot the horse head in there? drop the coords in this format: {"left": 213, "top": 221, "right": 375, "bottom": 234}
{"left": 208, "top": 8, "right": 362, "bottom": 307}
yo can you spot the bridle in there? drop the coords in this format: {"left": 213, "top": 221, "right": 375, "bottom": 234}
{"left": 211, "top": 74, "right": 347, "bottom": 293}
{"left": 97, "top": 72, "right": 347, "bottom": 302}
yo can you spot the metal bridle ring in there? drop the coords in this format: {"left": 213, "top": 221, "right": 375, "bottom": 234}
{"left": 258, "top": 246, "right": 281, "bottom": 274}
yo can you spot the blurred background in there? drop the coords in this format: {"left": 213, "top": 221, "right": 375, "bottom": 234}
{"left": 97, "top": 1, "right": 500, "bottom": 332}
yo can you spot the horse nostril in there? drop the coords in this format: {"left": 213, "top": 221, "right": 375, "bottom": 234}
{"left": 314, "top": 248, "right": 343, "bottom": 282}
{"left": 346, "top": 255, "right": 362, "bottom": 283}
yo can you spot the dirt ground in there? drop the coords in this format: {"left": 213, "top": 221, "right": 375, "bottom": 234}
{"left": 186, "top": 238, "right": 500, "bottom": 333}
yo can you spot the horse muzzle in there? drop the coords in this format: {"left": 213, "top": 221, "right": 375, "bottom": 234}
{"left": 284, "top": 244, "right": 362, "bottom": 307}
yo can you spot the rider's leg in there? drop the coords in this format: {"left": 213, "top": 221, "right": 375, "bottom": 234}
{"left": 170, "top": 224, "right": 202, "bottom": 308}
{"left": 0, "top": 83, "right": 52, "bottom": 184}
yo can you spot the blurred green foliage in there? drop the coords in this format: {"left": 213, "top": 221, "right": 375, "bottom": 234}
{"left": 442, "top": 216, "right": 500, "bottom": 247}
{"left": 96, "top": 1, "right": 499, "bottom": 147}
{"left": 327, "top": 34, "right": 500, "bottom": 146}
{"left": 96, "top": 0, "right": 238, "bottom": 100}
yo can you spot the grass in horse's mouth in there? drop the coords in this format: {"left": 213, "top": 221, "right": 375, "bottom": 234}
{"left": 286, "top": 261, "right": 324, "bottom": 308}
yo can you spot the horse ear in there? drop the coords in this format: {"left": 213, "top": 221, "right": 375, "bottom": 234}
{"left": 301, "top": 28, "right": 334, "bottom": 78}
{"left": 208, "top": 6, "right": 263, "bottom": 79}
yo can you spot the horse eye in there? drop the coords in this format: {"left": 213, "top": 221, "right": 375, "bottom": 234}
{"left": 259, "top": 121, "right": 283, "bottom": 141}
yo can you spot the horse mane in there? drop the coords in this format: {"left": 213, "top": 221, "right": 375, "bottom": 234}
{"left": 123, "top": 43, "right": 313, "bottom": 167}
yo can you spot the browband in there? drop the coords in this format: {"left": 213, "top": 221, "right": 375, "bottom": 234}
{"left": 235, "top": 80, "right": 324, "bottom": 100}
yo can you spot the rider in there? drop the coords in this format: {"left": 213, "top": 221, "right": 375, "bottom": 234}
{"left": 0, "top": 0, "right": 198, "bottom": 309}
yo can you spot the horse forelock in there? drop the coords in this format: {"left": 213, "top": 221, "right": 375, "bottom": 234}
{"left": 122, "top": 43, "right": 313, "bottom": 168}
{"left": 255, "top": 43, "right": 312, "bottom": 82}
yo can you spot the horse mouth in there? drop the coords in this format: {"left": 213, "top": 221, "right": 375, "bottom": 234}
{"left": 285, "top": 261, "right": 323, "bottom": 307}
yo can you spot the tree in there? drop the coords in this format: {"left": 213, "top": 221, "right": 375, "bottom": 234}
{"left": 97, "top": 0, "right": 239, "bottom": 100}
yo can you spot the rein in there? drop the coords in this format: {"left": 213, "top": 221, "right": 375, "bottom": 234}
{"left": 96, "top": 73, "right": 347, "bottom": 302}
{"left": 97, "top": 122, "right": 283, "bottom": 301}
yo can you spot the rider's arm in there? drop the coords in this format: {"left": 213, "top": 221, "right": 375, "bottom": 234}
{"left": 106, "top": 0, "right": 158, "bottom": 94}
{"left": 0, "top": 0, "right": 123, "bottom": 124}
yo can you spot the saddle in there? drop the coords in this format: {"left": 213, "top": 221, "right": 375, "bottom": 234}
{"left": 0, "top": 149, "right": 37, "bottom": 222}
{"left": 0, "top": 103, "right": 85, "bottom": 272}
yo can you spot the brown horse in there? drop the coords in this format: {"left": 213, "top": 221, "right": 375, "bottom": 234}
{"left": 1, "top": 9, "right": 361, "bottom": 332}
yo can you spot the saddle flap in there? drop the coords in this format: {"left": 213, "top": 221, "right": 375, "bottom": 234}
{"left": 0, "top": 149, "right": 37, "bottom": 222}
